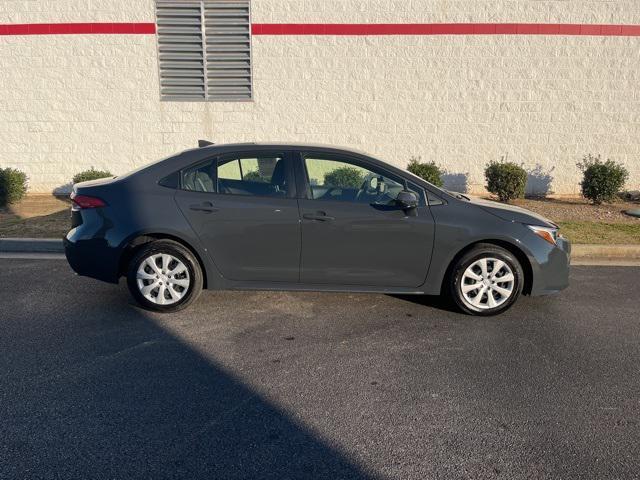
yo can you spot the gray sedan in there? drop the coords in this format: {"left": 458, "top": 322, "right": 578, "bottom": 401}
{"left": 64, "top": 142, "right": 570, "bottom": 315}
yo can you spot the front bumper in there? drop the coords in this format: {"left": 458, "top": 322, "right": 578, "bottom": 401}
{"left": 529, "top": 235, "right": 571, "bottom": 296}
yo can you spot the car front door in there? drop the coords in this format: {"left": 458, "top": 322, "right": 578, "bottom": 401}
{"left": 296, "top": 152, "right": 435, "bottom": 288}
{"left": 175, "top": 150, "right": 300, "bottom": 282}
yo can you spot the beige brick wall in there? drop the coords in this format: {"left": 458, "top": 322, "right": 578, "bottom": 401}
{"left": 253, "top": 0, "right": 640, "bottom": 24}
{"left": 0, "top": 0, "right": 155, "bottom": 23}
{"left": 0, "top": 0, "right": 639, "bottom": 194}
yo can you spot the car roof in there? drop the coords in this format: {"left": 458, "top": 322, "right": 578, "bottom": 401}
{"left": 197, "top": 142, "right": 372, "bottom": 157}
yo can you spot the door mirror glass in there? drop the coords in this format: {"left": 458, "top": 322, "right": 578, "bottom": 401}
{"left": 395, "top": 190, "right": 419, "bottom": 209}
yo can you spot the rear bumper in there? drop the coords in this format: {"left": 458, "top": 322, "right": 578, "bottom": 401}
{"left": 64, "top": 235, "right": 120, "bottom": 284}
{"left": 529, "top": 236, "right": 571, "bottom": 296}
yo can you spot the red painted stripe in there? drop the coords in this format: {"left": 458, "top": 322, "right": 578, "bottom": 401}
{"left": 0, "top": 22, "right": 638, "bottom": 37}
{"left": 251, "top": 23, "right": 640, "bottom": 36}
{"left": 0, "top": 22, "right": 156, "bottom": 35}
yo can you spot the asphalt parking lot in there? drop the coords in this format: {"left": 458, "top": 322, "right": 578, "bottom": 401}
{"left": 1, "top": 259, "right": 639, "bottom": 479}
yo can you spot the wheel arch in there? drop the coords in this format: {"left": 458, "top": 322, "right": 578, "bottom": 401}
{"left": 441, "top": 239, "right": 533, "bottom": 296}
{"left": 118, "top": 233, "right": 209, "bottom": 288}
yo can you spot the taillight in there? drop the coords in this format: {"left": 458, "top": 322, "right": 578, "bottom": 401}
{"left": 71, "top": 193, "right": 106, "bottom": 209}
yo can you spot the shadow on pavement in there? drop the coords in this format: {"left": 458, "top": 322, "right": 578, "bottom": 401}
{"left": 0, "top": 261, "right": 375, "bottom": 479}
{"left": 389, "top": 293, "right": 460, "bottom": 314}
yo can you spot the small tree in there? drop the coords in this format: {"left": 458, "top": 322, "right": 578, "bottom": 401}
{"left": 485, "top": 159, "right": 527, "bottom": 202}
{"left": 324, "top": 167, "right": 364, "bottom": 188}
{"left": 406, "top": 157, "right": 444, "bottom": 187}
{"left": 72, "top": 167, "right": 113, "bottom": 184}
{"left": 577, "top": 154, "right": 628, "bottom": 205}
{"left": 0, "top": 167, "right": 28, "bottom": 206}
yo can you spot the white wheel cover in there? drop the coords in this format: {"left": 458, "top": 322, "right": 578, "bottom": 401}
{"left": 460, "top": 257, "right": 515, "bottom": 310}
{"left": 136, "top": 253, "right": 190, "bottom": 306}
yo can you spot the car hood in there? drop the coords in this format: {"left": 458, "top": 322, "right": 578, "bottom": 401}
{"left": 464, "top": 195, "right": 557, "bottom": 228}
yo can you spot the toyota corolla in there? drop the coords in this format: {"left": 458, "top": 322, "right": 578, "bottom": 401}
{"left": 64, "top": 142, "right": 571, "bottom": 315}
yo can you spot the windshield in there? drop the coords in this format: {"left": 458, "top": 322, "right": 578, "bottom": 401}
{"left": 395, "top": 164, "right": 467, "bottom": 201}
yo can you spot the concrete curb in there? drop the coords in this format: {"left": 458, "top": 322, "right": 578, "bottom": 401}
{"left": 0, "top": 238, "right": 64, "bottom": 253}
{"left": 572, "top": 244, "right": 640, "bottom": 260}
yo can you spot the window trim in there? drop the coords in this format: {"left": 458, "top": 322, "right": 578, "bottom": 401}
{"left": 298, "top": 151, "right": 427, "bottom": 207}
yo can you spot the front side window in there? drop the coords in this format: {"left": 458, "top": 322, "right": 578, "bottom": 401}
{"left": 303, "top": 155, "right": 421, "bottom": 205}
{"left": 217, "top": 154, "right": 289, "bottom": 197}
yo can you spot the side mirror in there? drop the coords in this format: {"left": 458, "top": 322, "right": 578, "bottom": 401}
{"left": 395, "top": 190, "right": 419, "bottom": 210}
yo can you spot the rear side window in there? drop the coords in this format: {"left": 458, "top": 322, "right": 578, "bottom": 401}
{"left": 159, "top": 170, "right": 180, "bottom": 189}
{"left": 217, "top": 154, "right": 289, "bottom": 197}
{"left": 178, "top": 153, "right": 291, "bottom": 197}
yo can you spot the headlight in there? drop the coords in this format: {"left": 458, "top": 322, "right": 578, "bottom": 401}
{"left": 527, "top": 225, "right": 559, "bottom": 245}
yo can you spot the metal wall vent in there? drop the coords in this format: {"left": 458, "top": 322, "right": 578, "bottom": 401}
{"left": 156, "top": 0, "right": 252, "bottom": 101}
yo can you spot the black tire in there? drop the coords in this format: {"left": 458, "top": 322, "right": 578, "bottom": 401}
{"left": 449, "top": 244, "right": 524, "bottom": 316}
{"left": 126, "top": 240, "right": 203, "bottom": 313}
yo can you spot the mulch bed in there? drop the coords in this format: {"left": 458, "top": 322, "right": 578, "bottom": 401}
{"left": 510, "top": 197, "right": 640, "bottom": 224}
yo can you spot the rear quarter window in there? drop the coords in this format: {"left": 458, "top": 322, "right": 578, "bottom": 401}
{"left": 158, "top": 171, "right": 180, "bottom": 189}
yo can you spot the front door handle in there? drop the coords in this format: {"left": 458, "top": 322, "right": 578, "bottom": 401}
{"left": 189, "top": 202, "right": 218, "bottom": 213}
{"left": 303, "top": 212, "right": 335, "bottom": 222}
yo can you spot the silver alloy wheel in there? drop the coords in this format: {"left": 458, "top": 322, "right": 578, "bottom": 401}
{"left": 136, "top": 253, "right": 190, "bottom": 306}
{"left": 460, "top": 257, "right": 515, "bottom": 310}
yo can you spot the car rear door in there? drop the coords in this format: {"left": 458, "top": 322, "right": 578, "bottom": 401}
{"left": 175, "top": 150, "right": 301, "bottom": 282}
{"left": 295, "top": 151, "right": 435, "bottom": 288}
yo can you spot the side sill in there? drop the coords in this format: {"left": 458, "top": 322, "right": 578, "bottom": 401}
{"left": 214, "top": 281, "right": 426, "bottom": 295}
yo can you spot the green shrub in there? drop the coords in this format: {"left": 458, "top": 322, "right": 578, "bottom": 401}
{"left": 577, "top": 154, "right": 629, "bottom": 205}
{"left": 243, "top": 170, "right": 268, "bottom": 182}
{"left": 406, "top": 157, "right": 444, "bottom": 187}
{"left": 72, "top": 167, "right": 113, "bottom": 184}
{"left": 484, "top": 159, "right": 527, "bottom": 202}
{"left": 324, "top": 167, "right": 364, "bottom": 188}
{"left": 0, "top": 167, "right": 28, "bottom": 206}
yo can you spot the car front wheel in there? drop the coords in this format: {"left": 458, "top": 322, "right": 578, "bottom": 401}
{"left": 126, "top": 240, "right": 203, "bottom": 313}
{"left": 450, "top": 244, "right": 524, "bottom": 316}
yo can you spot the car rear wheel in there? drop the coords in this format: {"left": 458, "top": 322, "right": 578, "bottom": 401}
{"left": 449, "top": 244, "right": 524, "bottom": 316}
{"left": 126, "top": 240, "right": 203, "bottom": 313}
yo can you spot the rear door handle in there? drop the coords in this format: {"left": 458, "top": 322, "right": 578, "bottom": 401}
{"left": 189, "top": 202, "right": 218, "bottom": 213}
{"left": 303, "top": 212, "right": 335, "bottom": 222}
